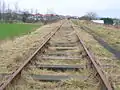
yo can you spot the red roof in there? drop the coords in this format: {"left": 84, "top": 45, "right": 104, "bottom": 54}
{"left": 32, "top": 14, "right": 43, "bottom": 16}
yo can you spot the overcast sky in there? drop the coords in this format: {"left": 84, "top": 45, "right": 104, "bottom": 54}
{"left": 2, "top": 0, "right": 120, "bottom": 18}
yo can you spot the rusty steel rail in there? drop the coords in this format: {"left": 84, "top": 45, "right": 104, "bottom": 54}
{"left": 71, "top": 24, "right": 113, "bottom": 90}
{"left": 0, "top": 23, "right": 63, "bottom": 90}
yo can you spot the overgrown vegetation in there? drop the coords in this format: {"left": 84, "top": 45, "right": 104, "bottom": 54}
{"left": 87, "top": 23, "right": 120, "bottom": 51}
{"left": 100, "top": 18, "right": 113, "bottom": 25}
{"left": 73, "top": 20, "right": 120, "bottom": 51}
{"left": 72, "top": 22, "right": 120, "bottom": 89}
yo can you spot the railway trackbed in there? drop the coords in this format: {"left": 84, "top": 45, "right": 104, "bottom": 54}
{"left": 79, "top": 25, "right": 120, "bottom": 59}
{"left": 0, "top": 20, "right": 113, "bottom": 90}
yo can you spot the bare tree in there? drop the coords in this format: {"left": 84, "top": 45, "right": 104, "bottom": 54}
{"left": 14, "top": 2, "right": 19, "bottom": 21}
{"left": 5, "top": 4, "right": 13, "bottom": 22}
{"left": 35, "top": 9, "right": 38, "bottom": 14}
{"left": 14, "top": 2, "right": 18, "bottom": 13}
{"left": 0, "top": 1, "right": 2, "bottom": 20}
{"left": 22, "top": 9, "right": 30, "bottom": 22}
{"left": 84, "top": 12, "right": 97, "bottom": 20}
{"left": 2, "top": 1, "right": 6, "bottom": 21}
{"left": 30, "top": 9, "right": 33, "bottom": 14}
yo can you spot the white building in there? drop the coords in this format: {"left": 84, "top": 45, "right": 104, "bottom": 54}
{"left": 91, "top": 20, "right": 104, "bottom": 24}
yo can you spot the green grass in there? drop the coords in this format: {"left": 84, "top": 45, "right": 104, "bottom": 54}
{"left": 0, "top": 23, "right": 41, "bottom": 40}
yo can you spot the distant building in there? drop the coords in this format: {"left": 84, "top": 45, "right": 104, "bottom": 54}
{"left": 27, "top": 13, "right": 61, "bottom": 23}
{"left": 91, "top": 20, "right": 104, "bottom": 24}
{"left": 27, "top": 14, "right": 43, "bottom": 21}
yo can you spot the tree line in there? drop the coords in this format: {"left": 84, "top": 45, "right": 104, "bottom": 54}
{"left": 0, "top": 1, "right": 39, "bottom": 23}
{"left": 79, "top": 12, "right": 120, "bottom": 25}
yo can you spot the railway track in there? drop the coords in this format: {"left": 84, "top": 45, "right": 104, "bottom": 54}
{"left": 0, "top": 20, "right": 113, "bottom": 90}
{"left": 72, "top": 20, "right": 120, "bottom": 90}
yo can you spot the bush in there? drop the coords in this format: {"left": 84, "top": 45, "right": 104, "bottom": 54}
{"left": 100, "top": 18, "right": 113, "bottom": 25}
